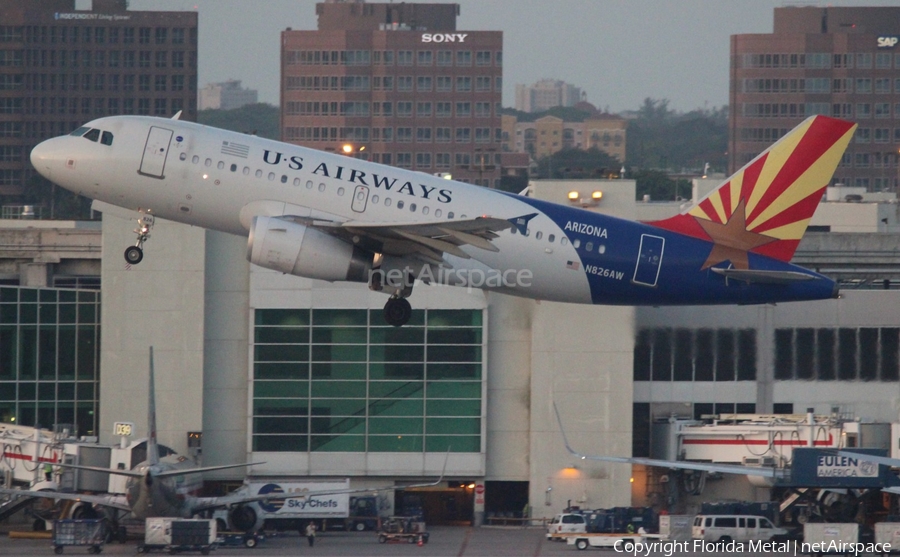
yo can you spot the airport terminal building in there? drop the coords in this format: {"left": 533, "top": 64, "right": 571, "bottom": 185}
{"left": 3, "top": 178, "right": 900, "bottom": 523}
{"left": 2, "top": 0, "right": 900, "bottom": 525}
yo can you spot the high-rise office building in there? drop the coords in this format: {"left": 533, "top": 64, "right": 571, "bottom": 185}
{"left": 0, "top": 0, "right": 198, "bottom": 201}
{"left": 730, "top": 6, "right": 900, "bottom": 192}
{"left": 281, "top": 1, "right": 503, "bottom": 187}
{"left": 514, "top": 79, "right": 583, "bottom": 113}
{"left": 199, "top": 79, "right": 258, "bottom": 111}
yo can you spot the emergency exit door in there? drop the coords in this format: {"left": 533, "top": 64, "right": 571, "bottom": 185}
{"left": 139, "top": 126, "right": 173, "bottom": 178}
{"left": 632, "top": 234, "right": 665, "bottom": 287}
{"left": 351, "top": 185, "right": 369, "bottom": 212}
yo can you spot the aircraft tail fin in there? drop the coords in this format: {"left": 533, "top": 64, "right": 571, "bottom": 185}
{"left": 147, "top": 346, "right": 159, "bottom": 466}
{"left": 648, "top": 115, "right": 856, "bottom": 263}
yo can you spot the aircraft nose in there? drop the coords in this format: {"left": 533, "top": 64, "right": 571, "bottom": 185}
{"left": 30, "top": 139, "right": 56, "bottom": 181}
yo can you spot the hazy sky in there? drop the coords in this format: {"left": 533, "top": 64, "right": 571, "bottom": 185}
{"left": 123, "top": 0, "right": 898, "bottom": 113}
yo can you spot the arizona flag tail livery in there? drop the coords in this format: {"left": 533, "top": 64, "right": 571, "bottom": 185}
{"left": 648, "top": 116, "right": 857, "bottom": 268}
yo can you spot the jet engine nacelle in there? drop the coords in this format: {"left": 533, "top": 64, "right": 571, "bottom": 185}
{"left": 228, "top": 503, "right": 264, "bottom": 532}
{"left": 248, "top": 216, "right": 372, "bottom": 282}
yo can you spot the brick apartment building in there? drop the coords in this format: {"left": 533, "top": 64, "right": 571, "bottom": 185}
{"left": 281, "top": 1, "right": 503, "bottom": 187}
{"left": 731, "top": 6, "right": 900, "bottom": 191}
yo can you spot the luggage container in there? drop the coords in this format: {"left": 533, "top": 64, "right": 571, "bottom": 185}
{"left": 138, "top": 518, "right": 217, "bottom": 554}
{"left": 875, "top": 522, "right": 900, "bottom": 553}
{"left": 52, "top": 519, "right": 106, "bottom": 554}
{"left": 801, "top": 523, "right": 858, "bottom": 555}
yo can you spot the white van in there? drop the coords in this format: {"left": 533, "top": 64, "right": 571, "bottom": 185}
{"left": 546, "top": 513, "right": 587, "bottom": 539}
{"left": 691, "top": 515, "right": 787, "bottom": 543}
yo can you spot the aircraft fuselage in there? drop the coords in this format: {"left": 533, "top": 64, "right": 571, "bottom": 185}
{"left": 32, "top": 116, "right": 838, "bottom": 307}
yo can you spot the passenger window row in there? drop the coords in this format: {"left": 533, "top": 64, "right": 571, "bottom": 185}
{"left": 178, "top": 151, "right": 465, "bottom": 220}
{"left": 511, "top": 226, "right": 570, "bottom": 247}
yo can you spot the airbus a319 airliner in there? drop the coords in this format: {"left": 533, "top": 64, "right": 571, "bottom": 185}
{"left": 30, "top": 114, "right": 856, "bottom": 326}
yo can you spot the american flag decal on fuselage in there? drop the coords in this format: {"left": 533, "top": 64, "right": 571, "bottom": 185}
{"left": 221, "top": 141, "right": 250, "bottom": 158}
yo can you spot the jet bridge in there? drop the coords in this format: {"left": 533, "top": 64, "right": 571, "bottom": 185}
{"left": 651, "top": 411, "right": 892, "bottom": 474}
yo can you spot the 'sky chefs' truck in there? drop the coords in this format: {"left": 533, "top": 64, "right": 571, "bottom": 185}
{"left": 216, "top": 479, "right": 364, "bottom": 532}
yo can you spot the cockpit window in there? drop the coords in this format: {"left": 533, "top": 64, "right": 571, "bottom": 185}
{"left": 70, "top": 126, "right": 90, "bottom": 137}
{"left": 101, "top": 131, "right": 114, "bottom": 146}
{"left": 83, "top": 128, "right": 101, "bottom": 142}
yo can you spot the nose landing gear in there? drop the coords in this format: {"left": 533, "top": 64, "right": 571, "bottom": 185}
{"left": 124, "top": 214, "right": 154, "bottom": 265}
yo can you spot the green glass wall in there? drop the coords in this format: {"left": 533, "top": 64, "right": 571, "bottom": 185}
{"left": 0, "top": 287, "right": 100, "bottom": 436}
{"left": 252, "top": 309, "right": 483, "bottom": 453}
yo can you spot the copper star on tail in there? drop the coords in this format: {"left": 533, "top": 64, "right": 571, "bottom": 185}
{"left": 696, "top": 200, "right": 777, "bottom": 270}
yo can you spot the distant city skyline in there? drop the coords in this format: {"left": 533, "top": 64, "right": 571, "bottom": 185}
{"left": 123, "top": 0, "right": 899, "bottom": 113}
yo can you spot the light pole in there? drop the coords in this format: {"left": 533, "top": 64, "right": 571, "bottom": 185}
{"left": 341, "top": 143, "right": 366, "bottom": 159}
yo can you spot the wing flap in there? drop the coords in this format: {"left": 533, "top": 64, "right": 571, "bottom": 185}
{"left": 283, "top": 215, "right": 515, "bottom": 264}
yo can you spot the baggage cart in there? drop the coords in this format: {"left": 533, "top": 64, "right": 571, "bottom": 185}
{"left": 52, "top": 519, "right": 106, "bottom": 554}
{"left": 217, "top": 530, "right": 263, "bottom": 548}
{"left": 376, "top": 516, "right": 429, "bottom": 544}
{"left": 138, "top": 518, "right": 217, "bottom": 554}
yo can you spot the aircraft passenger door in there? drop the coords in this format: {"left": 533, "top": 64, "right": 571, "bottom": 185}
{"left": 632, "top": 234, "right": 665, "bottom": 287}
{"left": 139, "top": 126, "right": 174, "bottom": 179}
{"left": 351, "top": 185, "right": 369, "bottom": 213}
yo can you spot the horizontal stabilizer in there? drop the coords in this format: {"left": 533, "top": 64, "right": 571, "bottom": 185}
{"left": 155, "top": 461, "right": 265, "bottom": 478}
{"left": 710, "top": 268, "right": 816, "bottom": 284}
{"left": 54, "top": 462, "right": 144, "bottom": 478}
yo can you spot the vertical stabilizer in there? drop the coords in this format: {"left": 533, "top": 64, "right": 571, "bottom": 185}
{"left": 147, "top": 346, "right": 159, "bottom": 465}
{"left": 648, "top": 115, "right": 856, "bottom": 265}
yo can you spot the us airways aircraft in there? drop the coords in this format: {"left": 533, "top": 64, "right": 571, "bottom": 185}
{"left": 0, "top": 348, "right": 444, "bottom": 533}
{"left": 30, "top": 114, "right": 856, "bottom": 326}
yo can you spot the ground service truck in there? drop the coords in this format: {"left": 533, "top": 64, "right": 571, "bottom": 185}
{"left": 215, "top": 479, "right": 350, "bottom": 532}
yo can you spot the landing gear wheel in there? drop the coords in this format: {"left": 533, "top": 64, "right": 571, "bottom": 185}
{"left": 124, "top": 246, "right": 144, "bottom": 264}
{"left": 383, "top": 297, "right": 412, "bottom": 327}
{"left": 244, "top": 536, "right": 257, "bottom": 548}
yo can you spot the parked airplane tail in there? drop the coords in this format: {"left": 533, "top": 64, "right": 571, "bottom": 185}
{"left": 648, "top": 115, "right": 857, "bottom": 264}
{"left": 147, "top": 346, "right": 160, "bottom": 466}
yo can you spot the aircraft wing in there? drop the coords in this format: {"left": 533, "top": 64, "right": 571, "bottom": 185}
{"left": 837, "top": 450, "right": 900, "bottom": 468}
{"left": 552, "top": 403, "right": 786, "bottom": 479}
{"left": 190, "top": 452, "right": 450, "bottom": 514}
{"left": 190, "top": 478, "right": 445, "bottom": 514}
{"left": 0, "top": 487, "right": 131, "bottom": 512}
{"left": 286, "top": 214, "right": 524, "bottom": 265}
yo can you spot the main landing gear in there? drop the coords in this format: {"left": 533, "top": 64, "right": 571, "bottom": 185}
{"left": 383, "top": 297, "right": 412, "bottom": 327}
{"left": 124, "top": 214, "right": 154, "bottom": 265}
{"left": 371, "top": 266, "right": 415, "bottom": 327}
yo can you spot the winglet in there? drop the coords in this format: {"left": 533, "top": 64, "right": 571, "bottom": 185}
{"left": 508, "top": 213, "right": 538, "bottom": 235}
{"left": 552, "top": 402, "right": 585, "bottom": 459}
{"left": 171, "top": 110, "right": 182, "bottom": 120}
